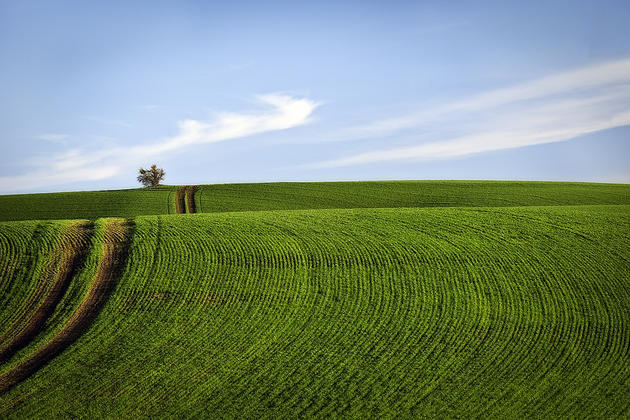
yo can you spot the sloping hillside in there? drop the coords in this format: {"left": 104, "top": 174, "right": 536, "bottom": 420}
{"left": 1, "top": 197, "right": 629, "bottom": 417}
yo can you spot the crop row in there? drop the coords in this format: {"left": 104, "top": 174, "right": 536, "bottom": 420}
{"left": 0, "top": 221, "right": 66, "bottom": 339}
{"left": 0, "top": 221, "right": 93, "bottom": 364}
{"left": 1, "top": 205, "right": 627, "bottom": 417}
{"left": 0, "top": 219, "right": 132, "bottom": 394}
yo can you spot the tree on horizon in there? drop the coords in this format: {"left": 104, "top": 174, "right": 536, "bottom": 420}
{"left": 137, "top": 164, "right": 165, "bottom": 187}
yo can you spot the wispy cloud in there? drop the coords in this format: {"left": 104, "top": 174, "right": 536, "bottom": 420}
{"left": 314, "top": 58, "right": 630, "bottom": 167}
{"left": 129, "top": 94, "right": 318, "bottom": 156}
{"left": 1, "top": 94, "right": 319, "bottom": 192}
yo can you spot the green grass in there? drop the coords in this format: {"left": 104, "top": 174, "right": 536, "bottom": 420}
{"left": 1, "top": 181, "right": 629, "bottom": 221}
{"left": 0, "top": 220, "right": 107, "bottom": 375}
{"left": 0, "top": 186, "right": 176, "bottom": 222}
{"left": 1, "top": 203, "right": 628, "bottom": 417}
{"left": 196, "top": 181, "right": 630, "bottom": 212}
{"left": 0, "top": 220, "right": 67, "bottom": 339}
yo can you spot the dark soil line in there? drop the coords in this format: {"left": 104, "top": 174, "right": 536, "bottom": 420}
{"left": 186, "top": 186, "right": 199, "bottom": 214}
{"left": 0, "top": 219, "right": 133, "bottom": 394}
{"left": 175, "top": 186, "right": 187, "bottom": 214}
{"left": 0, "top": 221, "right": 94, "bottom": 363}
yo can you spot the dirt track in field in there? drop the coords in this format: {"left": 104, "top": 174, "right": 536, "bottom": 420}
{"left": 186, "top": 186, "right": 199, "bottom": 214}
{"left": 175, "top": 186, "right": 187, "bottom": 214}
{"left": 175, "top": 186, "right": 198, "bottom": 214}
{"left": 0, "top": 221, "right": 93, "bottom": 363}
{"left": 0, "top": 219, "right": 133, "bottom": 394}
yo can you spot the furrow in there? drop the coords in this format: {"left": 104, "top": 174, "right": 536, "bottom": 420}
{"left": 0, "top": 218, "right": 133, "bottom": 394}
{"left": 175, "top": 186, "right": 187, "bottom": 214}
{"left": 186, "top": 186, "right": 199, "bottom": 214}
{"left": 0, "top": 221, "right": 93, "bottom": 363}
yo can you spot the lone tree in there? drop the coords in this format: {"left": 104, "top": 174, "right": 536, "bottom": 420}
{"left": 137, "top": 164, "right": 165, "bottom": 187}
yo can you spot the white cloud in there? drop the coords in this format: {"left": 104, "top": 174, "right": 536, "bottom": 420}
{"left": 129, "top": 94, "right": 318, "bottom": 156}
{"left": 314, "top": 58, "right": 630, "bottom": 167}
{"left": 0, "top": 94, "right": 319, "bottom": 193}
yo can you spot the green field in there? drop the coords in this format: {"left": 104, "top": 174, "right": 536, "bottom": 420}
{"left": 1, "top": 181, "right": 629, "bottom": 221}
{"left": 0, "top": 181, "right": 629, "bottom": 418}
{"left": 0, "top": 186, "right": 177, "bottom": 222}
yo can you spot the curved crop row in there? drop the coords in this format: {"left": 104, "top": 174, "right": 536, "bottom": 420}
{"left": 0, "top": 205, "right": 628, "bottom": 418}
{"left": 0, "top": 222, "right": 65, "bottom": 337}
{"left": 0, "top": 221, "right": 93, "bottom": 363}
{"left": 0, "top": 219, "right": 132, "bottom": 394}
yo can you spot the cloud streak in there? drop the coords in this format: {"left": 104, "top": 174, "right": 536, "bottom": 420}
{"left": 314, "top": 58, "right": 630, "bottom": 167}
{"left": 129, "top": 94, "right": 318, "bottom": 156}
{"left": 0, "top": 94, "right": 318, "bottom": 193}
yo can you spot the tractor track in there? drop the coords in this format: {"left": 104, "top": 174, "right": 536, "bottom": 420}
{"left": 175, "top": 187, "right": 187, "bottom": 214}
{"left": 175, "top": 186, "right": 199, "bottom": 214}
{"left": 0, "top": 219, "right": 133, "bottom": 394}
{"left": 186, "top": 186, "right": 199, "bottom": 214}
{"left": 0, "top": 221, "right": 93, "bottom": 363}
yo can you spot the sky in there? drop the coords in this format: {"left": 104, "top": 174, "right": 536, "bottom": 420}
{"left": 1, "top": 0, "right": 629, "bottom": 194}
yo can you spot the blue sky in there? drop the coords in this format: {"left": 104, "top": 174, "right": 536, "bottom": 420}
{"left": 1, "top": 0, "right": 629, "bottom": 193}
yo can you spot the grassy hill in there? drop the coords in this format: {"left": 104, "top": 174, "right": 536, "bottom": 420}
{"left": 1, "top": 181, "right": 629, "bottom": 221}
{"left": 0, "top": 181, "right": 629, "bottom": 417}
{"left": 0, "top": 186, "right": 177, "bottom": 222}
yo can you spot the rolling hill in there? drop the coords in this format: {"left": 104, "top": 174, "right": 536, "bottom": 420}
{"left": 1, "top": 181, "right": 629, "bottom": 221}
{"left": 0, "top": 181, "right": 629, "bottom": 418}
